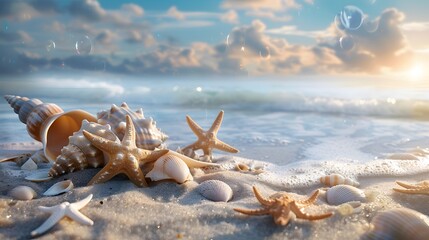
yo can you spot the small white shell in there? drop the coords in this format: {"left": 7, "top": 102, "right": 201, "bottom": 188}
{"left": 361, "top": 208, "right": 429, "bottom": 240}
{"left": 197, "top": 180, "right": 233, "bottom": 202}
{"left": 21, "top": 158, "right": 38, "bottom": 170}
{"left": 9, "top": 186, "right": 37, "bottom": 200}
{"left": 146, "top": 154, "right": 193, "bottom": 184}
{"left": 43, "top": 180, "right": 74, "bottom": 196}
{"left": 319, "top": 174, "right": 359, "bottom": 187}
{"left": 325, "top": 184, "right": 366, "bottom": 205}
{"left": 25, "top": 169, "right": 52, "bottom": 182}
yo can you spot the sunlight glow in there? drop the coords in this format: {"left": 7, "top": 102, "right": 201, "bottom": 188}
{"left": 408, "top": 64, "right": 424, "bottom": 80}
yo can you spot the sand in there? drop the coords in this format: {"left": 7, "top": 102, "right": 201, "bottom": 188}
{"left": 1, "top": 142, "right": 429, "bottom": 240}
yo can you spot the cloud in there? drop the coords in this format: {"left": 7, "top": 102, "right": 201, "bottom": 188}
{"left": 95, "top": 30, "right": 116, "bottom": 45}
{"left": 126, "top": 30, "right": 156, "bottom": 47}
{"left": 121, "top": 3, "right": 144, "bottom": 16}
{"left": 166, "top": 6, "right": 185, "bottom": 20}
{"left": 0, "top": 31, "right": 32, "bottom": 43}
{"left": 266, "top": 25, "right": 324, "bottom": 37}
{"left": 220, "top": 10, "right": 239, "bottom": 24}
{"left": 401, "top": 22, "right": 429, "bottom": 32}
{"left": 221, "top": 0, "right": 299, "bottom": 11}
{"left": 68, "top": 0, "right": 106, "bottom": 21}
{"left": 155, "top": 21, "right": 215, "bottom": 30}
{"left": 246, "top": 10, "right": 292, "bottom": 22}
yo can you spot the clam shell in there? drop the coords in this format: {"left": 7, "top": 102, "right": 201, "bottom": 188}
{"left": 9, "top": 186, "right": 37, "bottom": 200}
{"left": 49, "top": 120, "right": 118, "bottom": 177}
{"left": 197, "top": 180, "right": 233, "bottom": 202}
{"left": 43, "top": 180, "right": 74, "bottom": 196}
{"left": 21, "top": 158, "right": 38, "bottom": 170}
{"left": 25, "top": 169, "right": 52, "bottom": 182}
{"left": 97, "top": 103, "right": 167, "bottom": 150}
{"left": 319, "top": 174, "right": 359, "bottom": 187}
{"left": 361, "top": 208, "right": 429, "bottom": 240}
{"left": 146, "top": 153, "right": 193, "bottom": 184}
{"left": 325, "top": 184, "right": 366, "bottom": 205}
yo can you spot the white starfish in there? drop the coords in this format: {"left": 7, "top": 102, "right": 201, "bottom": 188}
{"left": 31, "top": 194, "right": 94, "bottom": 237}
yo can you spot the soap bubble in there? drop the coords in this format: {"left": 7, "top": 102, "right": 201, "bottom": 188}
{"left": 334, "top": 13, "right": 346, "bottom": 31}
{"left": 226, "top": 32, "right": 246, "bottom": 50}
{"left": 362, "top": 17, "right": 379, "bottom": 33}
{"left": 45, "top": 40, "right": 56, "bottom": 52}
{"left": 259, "top": 46, "right": 271, "bottom": 59}
{"left": 339, "top": 36, "right": 355, "bottom": 51}
{"left": 336, "top": 6, "right": 364, "bottom": 30}
{"left": 75, "top": 36, "right": 92, "bottom": 55}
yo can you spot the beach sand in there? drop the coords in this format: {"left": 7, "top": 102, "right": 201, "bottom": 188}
{"left": 1, "top": 142, "right": 429, "bottom": 240}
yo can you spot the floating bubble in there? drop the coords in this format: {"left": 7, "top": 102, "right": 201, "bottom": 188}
{"left": 336, "top": 6, "right": 364, "bottom": 30}
{"left": 334, "top": 13, "right": 346, "bottom": 31}
{"left": 75, "top": 36, "right": 92, "bottom": 55}
{"left": 339, "top": 36, "right": 355, "bottom": 51}
{"left": 362, "top": 17, "right": 379, "bottom": 33}
{"left": 2, "top": 21, "right": 8, "bottom": 32}
{"left": 46, "top": 40, "right": 56, "bottom": 52}
{"left": 259, "top": 46, "right": 271, "bottom": 59}
{"left": 226, "top": 32, "right": 246, "bottom": 50}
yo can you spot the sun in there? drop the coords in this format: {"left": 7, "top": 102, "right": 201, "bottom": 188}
{"left": 408, "top": 64, "right": 424, "bottom": 80}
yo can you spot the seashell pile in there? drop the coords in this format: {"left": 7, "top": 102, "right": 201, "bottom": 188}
{"left": 325, "top": 184, "right": 366, "bottom": 205}
{"left": 319, "top": 173, "right": 359, "bottom": 187}
{"left": 361, "top": 208, "right": 429, "bottom": 240}
{"left": 146, "top": 153, "right": 193, "bottom": 184}
{"left": 9, "top": 186, "right": 37, "bottom": 200}
{"left": 197, "top": 180, "right": 233, "bottom": 202}
{"left": 97, "top": 103, "right": 168, "bottom": 150}
{"left": 43, "top": 180, "right": 74, "bottom": 196}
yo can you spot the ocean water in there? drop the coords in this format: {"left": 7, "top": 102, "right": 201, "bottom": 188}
{"left": 1, "top": 74, "right": 429, "bottom": 182}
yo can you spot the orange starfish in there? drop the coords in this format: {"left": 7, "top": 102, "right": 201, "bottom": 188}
{"left": 83, "top": 115, "right": 168, "bottom": 187}
{"left": 393, "top": 181, "right": 429, "bottom": 195}
{"left": 234, "top": 186, "right": 333, "bottom": 226}
{"left": 182, "top": 110, "right": 238, "bottom": 159}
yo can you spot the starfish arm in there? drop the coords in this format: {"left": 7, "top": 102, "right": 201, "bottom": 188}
{"left": 296, "top": 190, "right": 320, "bottom": 206}
{"left": 38, "top": 205, "right": 59, "bottom": 213}
{"left": 393, "top": 188, "right": 429, "bottom": 195}
{"left": 31, "top": 209, "right": 65, "bottom": 237}
{"left": 186, "top": 115, "right": 205, "bottom": 138}
{"left": 121, "top": 115, "right": 136, "bottom": 147}
{"left": 253, "top": 186, "right": 274, "bottom": 206}
{"left": 214, "top": 140, "right": 239, "bottom": 153}
{"left": 83, "top": 130, "right": 121, "bottom": 153}
{"left": 234, "top": 207, "right": 270, "bottom": 216}
{"left": 396, "top": 181, "right": 419, "bottom": 189}
{"left": 123, "top": 166, "right": 148, "bottom": 187}
{"left": 290, "top": 201, "right": 333, "bottom": 220}
{"left": 135, "top": 149, "right": 169, "bottom": 163}
{"left": 208, "top": 110, "right": 224, "bottom": 134}
{"left": 87, "top": 163, "right": 119, "bottom": 185}
{"left": 66, "top": 207, "right": 94, "bottom": 225}
{"left": 71, "top": 194, "right": 93, "bottom": 210}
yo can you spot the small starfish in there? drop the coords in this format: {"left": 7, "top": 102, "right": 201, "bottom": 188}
{"left": 234, "top": 186, "right": 333, "bottom": 226}
{"left": 31, "top": 194, "right": 93, "bottom": 237}
{"left": 393, "top": 180, "right": 429, "bottom": 195}
{"left": 182, "top": 110, "right": 238, "bottom": 159}
{"left": 83, "top": 115, "right": 169, "bottom": 187}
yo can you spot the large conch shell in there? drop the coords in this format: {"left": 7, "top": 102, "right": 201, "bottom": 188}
{"left": 97, "top": 103, "right": 167, "bottom": 150}
{"left": 49, "top": 120, "right": 118, "bottom": 177}
{"left": 4, "top": 95, "right": 96, "bottom": 162}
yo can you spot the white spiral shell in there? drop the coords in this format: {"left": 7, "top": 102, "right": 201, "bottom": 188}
{"left": 97, "top": 103, "right": 167, "bottom": 150}
{"left": 325, "top": 184, "right": 366, "bottom": 205}
{"left": 9, "top": 186, "right": 37, "bottom": 200}
{"left": 361, "top": 208, "right": 429, "bottom": 240}
{"left": 197, "top": 180, "right": 233, "bottom": 202}
{"left": 146, "top": 153, "right": 193, "bottom": 184}
{"left": 319, "top": 174, "right": 359, "bottom": 187}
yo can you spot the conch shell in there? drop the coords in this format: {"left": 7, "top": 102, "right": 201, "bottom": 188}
{"left": 49, "top": 120, "right": 118, "bottom": 177}
{"left": 97, "top": 103, "right": 167, "bottom": 150}
{"left": 4, "top": 95, "right": 96, "bottom": 162}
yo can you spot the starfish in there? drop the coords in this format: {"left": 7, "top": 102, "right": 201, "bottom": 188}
{"left": 31, "top": 194, "right": 94, "bottom": 237}
{"left": 182, "top": 110, "right": 238, "bottom": 159}
{"left": 393, "top": 180, "right": 429, "bottom": 195}
{"left": 234, "top": 186, "right": 333, "bottom": 226}
{"left": 83, "top": 115, "right": 169, "bottom": 187}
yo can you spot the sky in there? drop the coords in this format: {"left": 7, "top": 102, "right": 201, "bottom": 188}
{"left": 0, "top": 0, "right": 428, "bottom": 79}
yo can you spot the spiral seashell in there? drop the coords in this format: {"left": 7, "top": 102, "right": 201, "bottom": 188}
{"left": 43, "top": 180, "right": 74, "bottom": 196}
{"left": 325, "top": 184, "right": 366, "bottom": 205}
{"left": 319, "top": 174, "right": 359, "bottom": 187}
{"left": 146, "top": 153, "right": 193, "bottom": 184}
{"left": 4, "top": 95, "right": 97, "bottom": 162}
{"left": 197, "top": 180, "right": 233, "bottom": 202}
{"left": 361, "top": 208, "right": 429, "bottom": 240}
{"left": 49, "top": 120, "right": 118, "bottom": 177}
{"left": 9, "top": 186, "right": 37, "bottom": 200}
{"left": 97, "top": 103, "right": 167, "bottom": 150}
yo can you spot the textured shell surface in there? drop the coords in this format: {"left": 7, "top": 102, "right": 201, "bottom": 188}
{"left": 25, "top": 169, "right": 52, "bottom": 182}
{"left": 197, "top": 180, "right": 233, "bottom": 202}
{"left": 97, "top": 103, "right": 167, "bottom": 150}
{"left": 146, "top": 153, "right": 193, "bottom": 183}
{"left": 49, "top": 120, "right": 118, "bottom": 177}
{"left": 319, "top": 174, "right": 359, "bottom": 187}
{"left": 21, "top": 158, "right": 38, "bottom": 170}
{"left": 361, "top": 208, "right": 429, "bottom": 240}
{"left": 43, "top": 180, "right": 74, "bottom": 196}
{"left": 325, "top": 184, "right": 366, "bottom": 205}
{"left": 9, "top": 186, "right": 37, "bottom": 200}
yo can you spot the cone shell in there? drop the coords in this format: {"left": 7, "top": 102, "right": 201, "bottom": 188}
{"left": 9, "top": 186, "right": 37, "bottom": 200}
{"left": 361, "top": 208, "right": 429, "bottom": 240}
{"left": 49, "top": 120, "right": 118, "bottom": 177}
{"left": 97, "top": 103, "right": 167, "bottom": 150}
{"left": 197, "top": 180, "right": 233, "bottom": 202}
{"left": 319, "top": 174, "right": 359, "bottom": 187}
{"left": 325, "top": 184, "right": 366, "bottom": 205}
{"left": 146, "top": 153, "right": 193, "bottom": 184}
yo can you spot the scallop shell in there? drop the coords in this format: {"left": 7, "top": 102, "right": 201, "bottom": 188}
{"left": 97, "top": 103, "right": 167, "bottom": 150}
{"left": 49, "top": 120, "right": 118, "bottom": 177}
{"left": 325, "top": 184, "right": 366, "bottom": 205}
{"left": 319, "top": 174, "right": 359, "bottom": 187}
{"left": 361, "top": 208, "right": 429, "bottom": 240}
{"left": 146, "top": 153, "right": 193, "bottom": 184}
{"left": 43, "top": 180, "right": 74, "bottom": 196}
{"left": 4, "top": 95, "right": 97, "bottom": 162}
{"left": 25, "top": 169, "right": 52, "bottom": 182}
{"left": 9, "top": 186, "right": 37, "bottom": 200}
{"left": 197, "top": 180, "right": 233, "bottom": 202}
